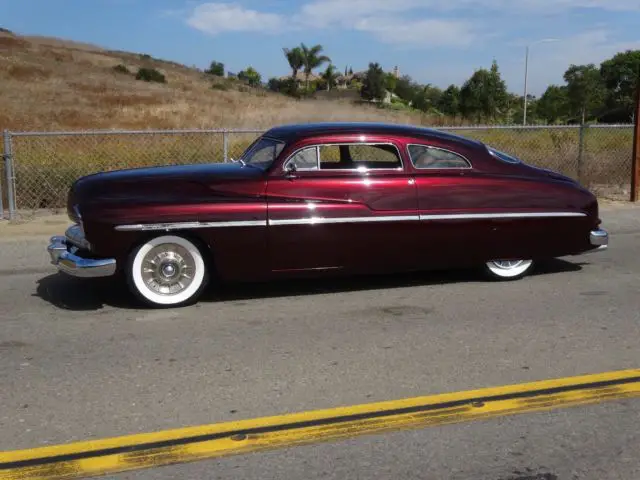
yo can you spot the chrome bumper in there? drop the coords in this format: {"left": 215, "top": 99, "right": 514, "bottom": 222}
{"left": 47, "top": 225, "right": 116, "bottom": 278}
{"left": 585, "top": 228, "right": 608, "bottom": 253}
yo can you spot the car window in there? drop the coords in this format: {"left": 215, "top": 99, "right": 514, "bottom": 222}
{"left": 287, "top": 146, "right": 319, "bottom": 170}
{"left": 487, "top": 146, "right": 522, "bottom": 164}
{"left": 408, "top": 144, "right": 471, "bottom": 169}
{"left": 285, "top": 143, "right": 403, "bottom": 172}
{"left": 241, "top": 137, "right": 286, "bottom": 168}
{"left": 319, "top": 144, "right": 402, "bottom": 170}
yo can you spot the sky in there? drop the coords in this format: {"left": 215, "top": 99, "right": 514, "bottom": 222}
{"left": 2, "top": 0, "right": 640, "bottom": 96}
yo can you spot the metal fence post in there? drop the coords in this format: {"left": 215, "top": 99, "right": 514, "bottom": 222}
{"left": 3, "top": 130, "right": 15, "bottom": 220}
{"left": 223, "top": 130, "right": 229, "bottom": 163}
{"left": 577, "top": 123, "right": 587, "bottom": 185}
{"left": 631, "top": 80, "right": 640, "bottom": 202}
{"left": 0, "top": 132, "right": 4, "bottom": 219}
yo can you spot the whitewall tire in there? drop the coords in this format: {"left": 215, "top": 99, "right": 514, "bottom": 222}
{"left": 126, "top": 235, "right": 209, "bottom": 307}
{"left": 484, "top": 259, "right": 534, "bottom": 281}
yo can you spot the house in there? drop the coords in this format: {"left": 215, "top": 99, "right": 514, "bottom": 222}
{"left": 335, "top": 71, "right": 366, "bottom": 89}
{"left": 279, "top": 71, "right": 322, "bottom": 85}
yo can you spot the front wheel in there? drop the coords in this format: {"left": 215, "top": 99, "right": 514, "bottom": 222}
{"left": 484, "top": 259, "right": 534, "bottom": 281}
{"left": 126, "top": 235, "right": 209, "bottom": 307}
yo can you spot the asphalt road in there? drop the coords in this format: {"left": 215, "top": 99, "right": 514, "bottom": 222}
{"left": 1, "top": 205, "right": 640, "bottom": 479}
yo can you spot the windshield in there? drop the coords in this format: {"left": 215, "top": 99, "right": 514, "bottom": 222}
{"left": 487, "top": 146, "right": 522, "bottom": 164}
{"left": 240, "top": 136, "right": 286, "bottom": 169}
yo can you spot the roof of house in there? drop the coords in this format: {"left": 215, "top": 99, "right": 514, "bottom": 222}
{"left": 279, "top": 71, "right": 322, "bottom": 81}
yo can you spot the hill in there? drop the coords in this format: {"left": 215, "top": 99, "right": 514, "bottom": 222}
{"left": 0, "top": 30, "right": 424, "bottom": 132}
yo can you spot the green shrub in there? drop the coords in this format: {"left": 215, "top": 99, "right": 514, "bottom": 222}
{"left": 112, "top": 64, "right": 130, "bottom": 75}
{"left": 135, "top": 67, "right": 166, "bottom": 83}
{"left": 211, "top": 82, "right": 229, "bottom": 91}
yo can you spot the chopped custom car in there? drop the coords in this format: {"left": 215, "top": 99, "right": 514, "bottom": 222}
{"left": 47, "top": 122, "right": 609, "bottom": 307}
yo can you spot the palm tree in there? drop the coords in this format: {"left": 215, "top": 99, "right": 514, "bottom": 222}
{"left": 322, "top": 64, "right": 340, "bottom": 91}
{"left": 283, "top": 47, "right": 304, "bottom": 79}
{"left": 300, "top": 43, "right": 331, "bottom": 89}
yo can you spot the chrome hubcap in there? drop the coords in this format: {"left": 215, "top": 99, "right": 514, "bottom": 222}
{"left": 141, "top": 244, "right": 195, "bottom": 295}
{"left": 491, "top": 260, "right": 525, "bottom": 269}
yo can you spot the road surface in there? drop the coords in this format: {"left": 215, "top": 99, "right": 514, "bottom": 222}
{"left": 1, "top": 204, "right": 639, "bottom": 479}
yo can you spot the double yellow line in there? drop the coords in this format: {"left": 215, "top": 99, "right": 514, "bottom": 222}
{"left": 2, "top": 369, "right": 640, "bottom": 480}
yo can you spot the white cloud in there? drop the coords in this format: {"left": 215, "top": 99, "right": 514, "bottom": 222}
{"left": 186, "top": 3, "right": 286, "bottom": 34}
{"left": 297, "top": 0, "right": 427, "bottom": 27}
{"left": 354, "top": 17, "right": 476, "bottom": 48}
{"left": 182, "top": 1, "right": 639, "bottom": 58}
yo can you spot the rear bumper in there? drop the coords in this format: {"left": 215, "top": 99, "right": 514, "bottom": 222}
{"left": 584, "top": 228, "right": 608, "bottom": 254}
{"left": 47, "top": 226, "right": 117, "bottom": 278}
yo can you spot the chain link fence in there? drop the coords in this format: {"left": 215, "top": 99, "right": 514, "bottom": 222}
{"left": 1, "top": 124, "right": 635, "bottom": 220}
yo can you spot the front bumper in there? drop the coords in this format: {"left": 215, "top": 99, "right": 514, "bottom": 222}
{"left": 47, "top": 225, "right": 117, "bottom": 278}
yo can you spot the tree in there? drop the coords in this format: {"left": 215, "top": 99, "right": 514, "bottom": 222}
{"left": 237, "top": 66, "right": 261, "bottom": 87}
{"left": 298, "top": 43, "right": 331, "bottom": 89}
{"left": 384, "top": 72, "right": 398, "bottom": 94}
{"left": 438, "top": 85, "right": 460, "bottom": 119}
{"left": 394, "top": 75, "right": 421, "bottom": 105}
{"left": 412, "top": 84, "right": 442, "bottom": 113}
{"left": 205, "top": 61, "right": 225, "bottom": 77}
{"left": 486, "top": 60, "right": 508, "bottom": 121}
{"left": 563, "top": 64, "right": 606, "bottom": 123}
{"left": 360, "top": 62, "right": 386, "bottom": 102}
{"left": 600, "top": 50, "right": 640, "bottom": 121}
{"left": 459, "top": 61, "right": 508, "bottom": 123}
{"left": 537, "top": 85, "right": 570, "bottom": 123}
{"left": 283, "top": 46, "right": 304, "bottom": 81}
{"left": 321, "top": 64, "right": 340, "bottom": 91}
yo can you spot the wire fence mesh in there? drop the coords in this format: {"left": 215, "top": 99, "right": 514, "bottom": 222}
{"left": 0, "top": 124, "right": 635, "bottom": 221}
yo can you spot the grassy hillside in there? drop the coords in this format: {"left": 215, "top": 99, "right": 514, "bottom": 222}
{"left": 0, "top": 30, "right": 427, "bottom": 132}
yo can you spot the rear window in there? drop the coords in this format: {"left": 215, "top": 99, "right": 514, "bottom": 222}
{"left": 487, "top": 147, "right": 522, "bottom": 164}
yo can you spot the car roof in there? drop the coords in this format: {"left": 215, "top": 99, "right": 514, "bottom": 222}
{"left": 263, "top": 122, "right": 486, "bottom": 150}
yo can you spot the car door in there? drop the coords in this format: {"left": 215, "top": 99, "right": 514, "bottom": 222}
{"left": 265, "top": 137, "right": 419, "bottom": 274}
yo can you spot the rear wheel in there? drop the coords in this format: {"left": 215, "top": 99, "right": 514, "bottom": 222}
{"left": 484, "top": 259, "right": 534, "bottom": 281}
{"left": 126, "top": 235, "right": 209, "bottom": 307}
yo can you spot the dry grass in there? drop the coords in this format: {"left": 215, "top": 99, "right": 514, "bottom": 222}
{"left": 0, "top": 31, "right": 428, "bottom": 132}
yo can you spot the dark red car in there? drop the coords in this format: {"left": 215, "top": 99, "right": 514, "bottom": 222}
{"left": 47, "top": 122, "right": 608, "bottom": 307}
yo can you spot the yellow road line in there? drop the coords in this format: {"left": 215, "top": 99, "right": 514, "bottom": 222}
{"left": 2, "top": 368, "right": 640, "bottom": 480}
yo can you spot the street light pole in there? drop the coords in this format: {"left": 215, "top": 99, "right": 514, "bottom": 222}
{"left": 522, "top": 38, "right": 558, "bottom": 126}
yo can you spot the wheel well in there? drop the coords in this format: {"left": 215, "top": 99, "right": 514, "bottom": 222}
{"left": 123, "top": 230, "right": 217, "bottom": 276}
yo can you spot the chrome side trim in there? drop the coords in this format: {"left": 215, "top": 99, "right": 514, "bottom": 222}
{"left": 115, "top": 220, "right": 268, "bottom": 232}
{"left": 419, "top": 212, "right": 586, "bottom": 221}
{"left": 268, "top": 215, "right": 419, "bottom": 226}
{"left": 115, "top": 212, "right": 587, "bottom": 230}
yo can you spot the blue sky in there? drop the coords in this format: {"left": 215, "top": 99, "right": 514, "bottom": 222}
{"left": 2, "top": 0, "right": 639, "bottom": 96}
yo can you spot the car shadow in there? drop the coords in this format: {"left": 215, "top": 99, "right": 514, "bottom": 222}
{"left": 34, "top": 258, "right": 586, "bottom": 312}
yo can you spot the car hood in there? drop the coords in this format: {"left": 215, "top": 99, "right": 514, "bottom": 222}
{"left": 69, "top": 162, "right": 265, "bottom": 216}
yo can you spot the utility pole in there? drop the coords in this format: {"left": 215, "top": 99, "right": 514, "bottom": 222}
{"left": 631, "top": 76, "right": 640, "bottom": 202}
{"left": 523, "top": 45, "right": 529, "bottom": 126}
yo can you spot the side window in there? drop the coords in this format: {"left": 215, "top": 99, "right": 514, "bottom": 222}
{"left": 408, "top": 144, "right": 471, "bottom": 169}
{"left": 287, "top": 146, "right": 319, "bottom": 170}
{"left": 319, "top": 144, "right": 402, "bottom": 170}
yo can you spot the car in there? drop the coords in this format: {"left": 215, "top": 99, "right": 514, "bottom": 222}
{"left": 47, "top": 122, "right": 609, "bottom": 308}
